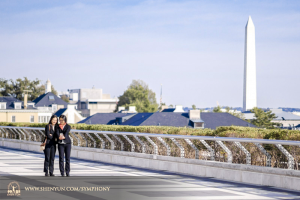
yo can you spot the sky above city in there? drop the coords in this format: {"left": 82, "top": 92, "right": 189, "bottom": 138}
{"left": 0, "top": 0, "right": 299, "bottom": 108}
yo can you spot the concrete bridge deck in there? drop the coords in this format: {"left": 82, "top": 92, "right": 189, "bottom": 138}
{"left": 0, "top": 146, "right": 300, "bottom": 200}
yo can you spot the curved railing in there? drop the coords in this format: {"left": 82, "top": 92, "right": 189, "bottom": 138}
{"left": 0, "top": 126, "right": 299, "bottom": 170}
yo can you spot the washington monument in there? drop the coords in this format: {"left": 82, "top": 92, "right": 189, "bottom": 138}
{"left": 243, "top": 16, "right": 257, "bottom": 111}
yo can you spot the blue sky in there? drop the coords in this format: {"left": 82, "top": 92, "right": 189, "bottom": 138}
{"left": 0, "top": 0, "right": 299, "bottom": 108}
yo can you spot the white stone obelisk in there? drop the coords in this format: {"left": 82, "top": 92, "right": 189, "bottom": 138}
{"left": 243, "top": 16, "right": 257, "bottom": 111}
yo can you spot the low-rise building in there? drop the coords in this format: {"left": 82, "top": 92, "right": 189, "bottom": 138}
{"left": 68, "top": 87, "right": 118, "bottom": 117}
{"left": 54, "top": 104, "right": 85, "bottom": 124}
{"left": 0, "top": 96, "right": 53, "bottom": 123}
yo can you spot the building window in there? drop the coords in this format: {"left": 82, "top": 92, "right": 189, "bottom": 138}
{"left": 12, "top": 116, "right": 16, "bottom": 122}
{"left": 30, "top": 116, "right": 34, "bottom": 123}
{"left": 15, "top": 104, "right": 21, "bottom": 109}
{"left": 0, "top": 103, "right": 6, "bottom": 109}
{"left": 52, "top": 105, "right": 57, "bottom": 111}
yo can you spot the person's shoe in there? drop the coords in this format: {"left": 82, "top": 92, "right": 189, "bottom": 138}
{"left": 61, "top": 173, "right": 65, "bottom": 177}
{"left": 66, "top": 173, "right": 70, "bottom": 177}
{"left": 50, "top": 173, "right": 55, "bottom": 176}
{"left": 45, "top": 172, "right": 49, "bottom": 176}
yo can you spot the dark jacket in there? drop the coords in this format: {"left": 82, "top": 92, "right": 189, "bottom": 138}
{"left": 56, "top": 124, "right": 71, "bottom": 144}
{"left": 45, "top": 124, "right": 58, "bottom": 145}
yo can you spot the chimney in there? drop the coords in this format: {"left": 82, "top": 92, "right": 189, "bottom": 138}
{"left": 24, "top": 93, "right": 28, "bottom": 109}
{"left": 174, "top": 105, "right": 184, "bottom": 112}
{"left": 189, "top": 110, "right": 204, "bottom": 129}
{"left": 189, "top": 110, "right": 200, "bottom": 120}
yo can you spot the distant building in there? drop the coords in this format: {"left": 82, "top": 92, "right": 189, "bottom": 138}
{"left": 53, "top": 104, "right": 85, "bottom": 124}
{"left": 68, "top": 87, "right": 118, "bottom": 117}
{"left": 243, "top": 108, "right": 300, "bottom": 129}
{"left": 161, "top": 105, "right": 185, "bottom": 113}
{"left": 0, "top": 96, "right": 52, "bottom": 123}
{"left": 32, "top": 92, "right": 68, "bottom": 113}
{"left": 78, "top": 109, "right": 255, "bottom": 129}
{"left": 269, "top": 109, "right": 300, "bottom": 129}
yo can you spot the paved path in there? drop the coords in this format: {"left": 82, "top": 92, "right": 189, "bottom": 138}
{"left": 0, "top": 146, "right": 299, "bottom": 200}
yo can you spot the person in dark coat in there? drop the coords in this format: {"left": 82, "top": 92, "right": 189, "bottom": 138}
{"left": 43, "top": 115, "right": 58, "bottom": 176}
{"left": 56, "top": 115, "right": 72, "bottom": 177}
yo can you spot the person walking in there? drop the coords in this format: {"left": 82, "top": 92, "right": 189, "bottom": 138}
{"left": 57, "top": 115, "right": 72, "bottom": 177}
{"left": 43, "top": 115, "right": 58, "bottom": 176}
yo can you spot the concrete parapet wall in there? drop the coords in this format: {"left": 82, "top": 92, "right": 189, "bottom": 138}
{"left": 1, "top": 138, "right": 299, "bottom": 191}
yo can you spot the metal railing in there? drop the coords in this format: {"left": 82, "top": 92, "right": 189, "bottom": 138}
{"left": 0, "top": 126, "right": 300, "bottom": 170}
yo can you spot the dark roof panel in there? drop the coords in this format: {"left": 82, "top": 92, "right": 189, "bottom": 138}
{"left": 54, "top": 108, "right": 67, "bottom": 117}
{"left": 32, "top": 92, "right": 68, "bottom": 108}
{"left": 78, "top": 113, "right": 131, "bottom": 125}
{"left": 77, "top": 112, "right": 256, "bottom": 129}
{"left": 0, "top": 96, "right": 22, "bottom": 109}
{"left": 161, "top": 108, "right": 176, "bottom": 112}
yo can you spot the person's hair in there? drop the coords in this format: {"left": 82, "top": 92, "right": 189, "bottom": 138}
{"left": 48, "top": 115, "right": 58, "bottom": 125}
{"left": 59, "top": 115, "right": 67, "bottom": 124}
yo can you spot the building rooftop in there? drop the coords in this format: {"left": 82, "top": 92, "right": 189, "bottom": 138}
{"left": 79, "top": 112, "right": 256, "bottom": 129}
{"left": 0, "top": 96, "right": 22, "bottom": 109}
{"left": 32, "top": 92, "right": 68, "bottom": 107}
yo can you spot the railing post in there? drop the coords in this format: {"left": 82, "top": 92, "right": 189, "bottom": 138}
{"left": 133, "top": 135, "right": 146, "bottom": 153}
{"left": 234, "top": 142, "right": 251, "bottom": 165}
{"left": 103, "top": 134, "right": 115, "bottom": 150}
{"left": 32, "top": 130, "right": 42, "bottom": 142}
{"left": 94, "top": 133, "right": 105, "bottom": 149}
{"left": 86, "top": 132, "right": 96, "bottom": 148}
{"left": 145, "top": 136, "right": 158, "bottom": 155}
{"left": 184, "top": 139, "right": 199, "bottom": 159}
{"left": 157, "top": 137, "right": 170, "bottom": 156}
{"left": 112, "top": 135, "right": 124, "bottom": 151}
{"left": 78, "top": 132, "right": 88, "bottom": 147}
{"left": 16, "top": 129, "right": 27, "bottom": 141}
{"left": 199, "top": 140, "right": 215, "bottom": 161}
{"left": 254, "top": 143, "right": 272, "bottom": 167}
{"left": 1, "top": 128, "right": 9, "bottom": 138}
{"left": 70, "top": 136, "right": 74, "bottom": 146}
{"left": 216, "top": 141, "right": 232, "bottom": 163}
{"left": 19, "top": 129, "right": 31, "bottom": 141}
{"left": 123, "top": 135, "right": 135, "bottom": 152}
{"left": 0, "top": 128, "right": 4, "bottom": 138}
{"left": 38, "top": 130, "right": 45, "bottom": 138}
{"left": 70, "top": 132, "right": 80, "bottom": 146}
{"left": 10, "top": 128, "right": 20, "bottom": 140}
{"left": 275, "top": 144, "right": 294, "bottom": 170}
{"left": 26, "top": 129, "right": 36, "bottom": 142}
{"left": 170, "top": 138, "right": 185, "bottom": 158}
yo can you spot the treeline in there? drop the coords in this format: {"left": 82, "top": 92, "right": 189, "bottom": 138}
{"left": 0, "top": 77, "right": 58, "bottom": 101}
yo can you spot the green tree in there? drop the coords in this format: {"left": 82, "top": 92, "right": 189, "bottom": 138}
{"left": 169, "top": 104, "right": 173, "bottom": 108}
{"left": 213, "top": 105, "right": 222, "bottom": 112}
{"left": 0, "top": 77, "right": 58, "bottom": 101}
{"left": 116, "top": 80, "right": 158, "bottom": 113}
{"left": 250, "top": 107, "right": 277, "bottom": 128}
{"left": 61, "top": 95, "right": 70, "bottom": 103}
{"left": 192, "top": 104, "right": 196, "bottom": 110}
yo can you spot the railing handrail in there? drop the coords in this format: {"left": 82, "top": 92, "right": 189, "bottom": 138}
{"left": 1, "top": 125, "right": 300, "bottom": 146}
